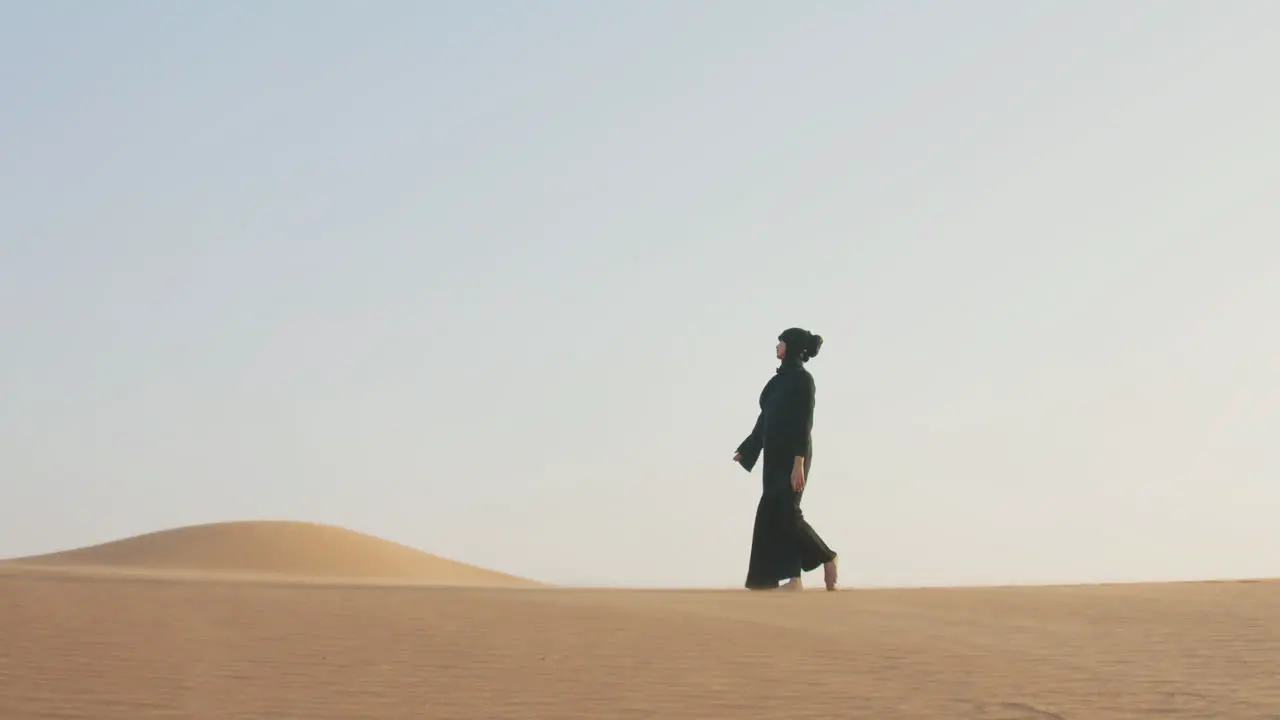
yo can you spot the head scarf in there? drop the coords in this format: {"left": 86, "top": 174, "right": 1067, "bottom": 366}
{"left": 778, "top": 327, "right": 822, "bottom": 367}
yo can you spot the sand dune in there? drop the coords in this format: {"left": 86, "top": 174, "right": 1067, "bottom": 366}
{"left": 1, "top": 564, "right": 1278, "bottom": 719}
{"left": 1, "top": 520, "right": 539, "bottom": 587}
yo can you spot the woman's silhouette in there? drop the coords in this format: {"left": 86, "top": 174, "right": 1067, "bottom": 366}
{"left": 734, "top": 327, "right": 838, "bottom": 591}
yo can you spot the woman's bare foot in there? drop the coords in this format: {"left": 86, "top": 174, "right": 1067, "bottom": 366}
{"left": 780, "top": 577, "right": 803, "bottom": 591}
{"left": 823, "top": 556, "right": 838, "bottom": 591}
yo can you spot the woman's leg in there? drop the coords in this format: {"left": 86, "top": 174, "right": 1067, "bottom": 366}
{"left": 791, "top": 495, "right": 836, "bottom": 572}
{"left": 745, "top": 462, "right": 804, "bottom": 589}
{"left": 787, "top": 461, "right": 839, "bottom": 589}
{"left": 744, "top": 489, "right": 782, "bottom": 590}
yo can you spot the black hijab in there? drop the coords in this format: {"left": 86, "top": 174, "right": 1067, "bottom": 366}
{"left": 777, "top": 327, "right": 823, "bottom": 372}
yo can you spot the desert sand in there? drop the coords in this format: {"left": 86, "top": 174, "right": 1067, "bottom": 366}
{"left": 2, "top": 522, "right": 1277, "bottom": 719}
{"left": 1, "top": 521, "right": 540, "bottom": 588}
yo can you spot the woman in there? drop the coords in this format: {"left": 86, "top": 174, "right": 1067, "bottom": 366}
{"left": 733, "top": 327, "right": 839, "bottom": 591}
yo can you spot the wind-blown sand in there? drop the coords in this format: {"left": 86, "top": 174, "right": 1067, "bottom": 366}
{"left": 2, "top": 523, "right": 1277, "bottom": 719}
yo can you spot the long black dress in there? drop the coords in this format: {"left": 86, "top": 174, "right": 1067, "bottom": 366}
{"left": 735, "top": 356, "right": 837, "bottom": 589}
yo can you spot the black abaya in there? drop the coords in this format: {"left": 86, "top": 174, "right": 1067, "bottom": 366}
{"left": 736, "top": 357, "right": 837, "bottom": 590}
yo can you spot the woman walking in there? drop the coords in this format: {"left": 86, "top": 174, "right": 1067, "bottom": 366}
{"left": 733, "top": 327, "right": 839, "bottom": 591}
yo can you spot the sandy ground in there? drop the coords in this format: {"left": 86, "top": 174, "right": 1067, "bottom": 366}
{"left": 3, "top": 566, "right": 1279, "bottom": 719}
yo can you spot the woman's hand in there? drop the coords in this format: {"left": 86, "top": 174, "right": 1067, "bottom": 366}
{"left": 791, "top": 458, "right": 806, "bottom": 492}
{"left": 733, "top": 452, "right": 743, "bottom": 463}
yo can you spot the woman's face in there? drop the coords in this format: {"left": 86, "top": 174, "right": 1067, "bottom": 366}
{"left": 776, "top": 340, "right": 786, "bottom": 359}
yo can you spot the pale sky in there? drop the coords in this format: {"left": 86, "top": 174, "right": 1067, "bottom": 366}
{"left": 2, "top": 1, "right": 1277, "bottom": 589}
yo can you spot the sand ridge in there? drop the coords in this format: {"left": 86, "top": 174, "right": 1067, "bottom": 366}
{"left": 1, "top": 520, "right": 540, "bottom": 588}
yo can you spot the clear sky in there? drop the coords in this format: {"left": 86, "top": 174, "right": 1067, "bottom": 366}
{"left": 2, "top": 1, "right": 1277, "bottom": 589}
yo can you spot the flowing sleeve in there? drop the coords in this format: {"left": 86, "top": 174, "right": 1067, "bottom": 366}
{"left": 735, "top": 412, "right": 764, "bottom": 472}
